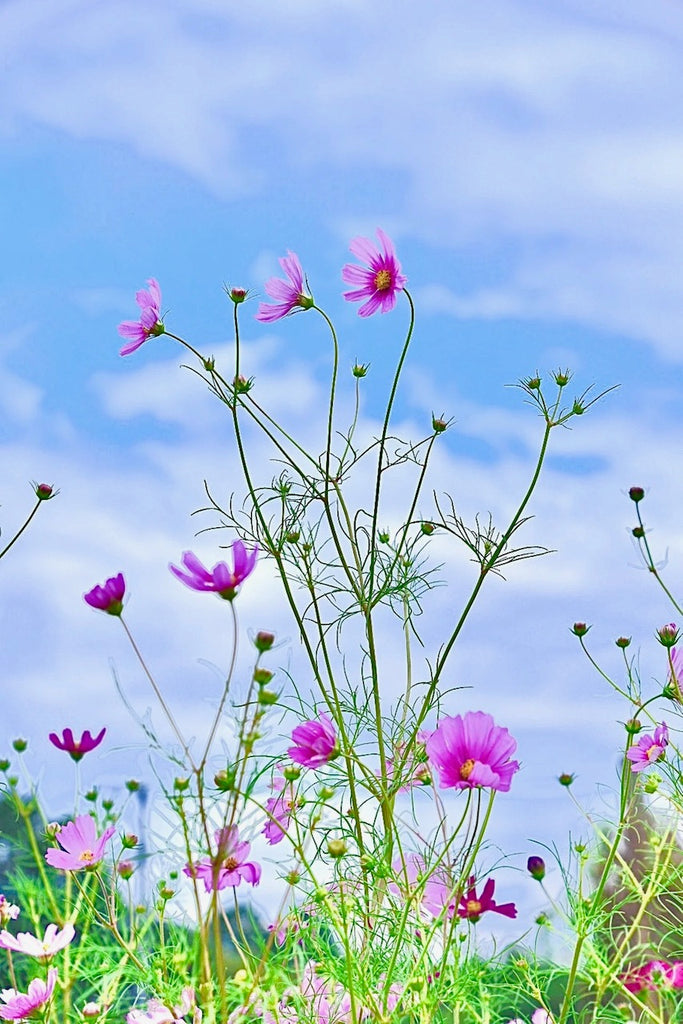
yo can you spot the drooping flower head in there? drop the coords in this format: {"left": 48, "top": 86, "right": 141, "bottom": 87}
{"left": 184, "top": 825, "right": 261, "bottom": 892}
{"left": 170, "top": 542, "right": 258, "bottom": 601}
{"left": 426, "top": 710, "right": 520, "bottom": 792}
{"left": 45, "top": 814, "right": 115, "bottom": 871}
{"left": 288, "top": 714, "right": 339, "bottom": 769}
{"left": 0, "top": 967, "right": 58, "bottom": 1020}
{"left": 262, "top": 775, "right": 302, "bottom": 846}
{"left": 84, "top": 573, "right": 126, "bottom": 615}
{"left": 342, "top": 227, "right": 407, "bottom": 317}
{"left": 626, "top": 722, "right": 669, "bottom": 772}
{"left": 457, "top": 876, "right": 517, "bottom": 923}
{"left": 118, "top": 278, "right": 165, "bottom": 356}
{"left": 255, "top": 252, "right": 314, "bottom": 323}
{"left": 48, "top": 727, "right": 106, "bottom": 763}
{"left": 0, "top": 922, "right": 75, "bottom": 960}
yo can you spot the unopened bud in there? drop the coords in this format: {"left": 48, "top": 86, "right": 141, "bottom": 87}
{"left": 174, "top": 777, "right": 190, "bottom": 791}
{"left": 253, "top": 667, "right": 274, "bottom": 685}
{"left": 254, "top": 631, "right": 275, "bottom": 652}
{"left": 657, "top": 623, "right": 679, "bottom": 648}
{"left": 327, "top": 838, "right": 347, "bottom": 858}
{"left": 632, "top": 525, "right": 645, "bottom": 539}
{"left": 85, "top": 789, "right": 98, "bottom": 802}
{"left": 285, "top": 870, "right": 301, "bottom": 886}
{"left": 420, "top": 522, "right": 435, "bottom": 536}
{"left": 319, "top": 786, "right": 334, "bottom": 801}
{"left": 553, "top": 370, "right": 571, "bottom": 387}
{"left": 283, "top": 765, "right": 301, "bottom": 782}
{"left": 558, "top": 773, "right": 575, "bottom": 787}
{"left": 431, "top": 414, "right": 448, "bottom": 434}
{"left": 352, "top": 363, "right": 369, "bottom": 378}
{"left": 0, "top": 759, "right": 10, "bottom": 772}
{"left": 117, "top": 860, "right": 135, "bottom": 880}
{"left": 571, "top": 622, "right": 590, "bottom": 637}
{"left": 125, "top": 779, "right": 140, "bottom": 793}
{"left": 628, "top": 486, "right": 645, "bottom": 503}
{"left": 214, "top": 769, "right": 236, "bottom": 792}
{"left": 527, "top": 855, "right": 546, "bottom": 881}
{"left": 229, "top": 287, "right": 248, "bottom": 304}
{"left": 101, "top": 799, "right": 114, "bottom": 812}
{"left": 615, "top": 636, "right": 631, "bottom": 648}
{"left": 82, "top": 1003, "right": 102, "bottom": 1019}
{"left": 122, "top": 833, "right": 138, "bottom": 849}
{"left": 35, "top": 483, "right": 54, "bottom": 500}
{"left": 258, "top": 689, "right": 279, "bottom": 706}
{"left": 12, "top": 738, "right": 27, "bottom": 753}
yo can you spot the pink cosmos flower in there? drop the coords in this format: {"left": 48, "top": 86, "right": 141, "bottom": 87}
{"left": 83, "top": 573, "right": 126, "bottom": 615}
{"left": 48, "top": 727, "right": 106, "bottom": 762}
{"left": 0, "top": 967, "right": 58, "bottom": 1020}
{"left": 255, "top": 252, "right": 314, "bottom": 323}
{"left": 263, "top": 775, "right": 300, "bottom": 846}
{"left": 457, "top": 876, "right": 517, "bottom": 922}
{"left": 184, "top": 825, "right": 260, "bottom": 892}
{"left": 626, "top": 722, "right": 669, "bottom": 772}
{"left": 288, "top": 714, "right": 339, "bottom": 769}
{"left": 426, "top": 710, "right": 520, "bottom": 792}
{"left": 169, "top": 542, "right": 258, "bottom": 601}
{"left": 45, "top": 814, "right": 115, "bottom": 871}
{"left": 0, "top": 922, "right": 75, "bottom": 960}
{"left": 118, "top": 278, "right": 165, "bottom": 356}
{"left": 341, "top": 227, "right": 407, "bottom": 317}
{"left": 0, "top": 898, "right": 19, "bottom": 927}
{"left": 622, "top": 959, "right": 683, "bottom": 992}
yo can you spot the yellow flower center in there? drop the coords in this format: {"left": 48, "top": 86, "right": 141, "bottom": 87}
{"left": 224, "top": 856, "right": 238, "bottom": 872}
{"left": 465, "top": 899, "right": 482, "bottom": 917}
{"left": 459, "top": 758, "right": 475, "bottom": 780}
{"left": 374, "top": 269, "right": 392, "bottom": 291}
{"left": 79, "top": 849, "right": 94, "bottom": 863}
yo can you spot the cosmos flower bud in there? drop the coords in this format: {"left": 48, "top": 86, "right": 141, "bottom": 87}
{"left": 615, "top": 636, "right": 631, "bottom": 648}
{"left": 327, "top": 839, "right": 347, "bottom": 858}
{"left": 571, "top": 622, "right": 589, "bottom": 637}
{"left": 558, "top": 772, "right": 575, "bottom": 787}
{"left": 254, "top": 631, "right": 275, "bottom": 652}
{"left": 35, "top": 483, "right": 54, "bottom": 500}
{"left": 229, "top": 287, "right": 248, "bottom": 304}
{"left": 527, "top": 856, "right": 546, "bottom": 881}
{"left": 628, "top": 486, "right": 645, "bottom": 503}
{"left": 657, "top": 623, "right": 680, "bottom": 648}
{"left": 12, "top": 739, "right": 27, "bottom": 753}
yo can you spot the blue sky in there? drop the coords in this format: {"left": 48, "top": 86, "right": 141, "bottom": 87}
{"left": 2, "top": 0, "right": 683, "bottom": 933}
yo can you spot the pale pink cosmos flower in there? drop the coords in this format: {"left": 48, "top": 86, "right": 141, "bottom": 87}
{"left": 170, "top": 542, "right": 258, "bottom": 601}
{"left": 507, "top": 1013, "right": 553, "bottom": 1024}
{"left": 183, "top": 825, "right": 261, "bottom": 892}
{"left": 0, "top": 897, "right": 19, "bottom": 927}
{"left": 288, "top": 714, "right": 338, "bottom": 769}
{"left": 342, "top": 228, "right": 407, "bottom": 317}
{"left": 626, "top": 722, "right": 669, "bottom": 772}
{"left": 118, "top": 279, "right": 165, "bottom": 356}
{"left": 255, "top": 252, "right": 314, "bottom": 322}
{"left": 127, "top": 989, "right": 196, "bottom": 1024}
{"left": 83, "top": 573, "right": 126, "bottom": 615}
{"left": 426, "top": 710, "right": 520, "bottom": 792}
{"left": 49, "top": 727, "right": 106, "bottom": 762}
{"left": 0, "top": 922, "right": 75, "bottom": 959}
{"left": 0, "top": 967, "right": 58, "bottom": 1020}
{"left": 45, "top": 814, "right": 115, "bottom": 871}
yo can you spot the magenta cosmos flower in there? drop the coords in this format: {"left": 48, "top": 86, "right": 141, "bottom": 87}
{"left": 288, "top": 714, "right": 339, "bottom": 768}
{"left": 45, "top": 814, "right": 115, "bottom": 871}
{"left": 426, "top": 710, "right": 520, "bottom": 792}
{"left": 626, "top": 722, "right": 669, "bottom": 772}
{"left": 623, "top": 959, "right": 683, "bottom": 993}
{"left": 0, "top": 922, "right": 75, "bottom": 960}
{"left": 169, "top": 542, "right": 258, "bottom": 601}
{"left": 118, "top": 278, "right": 165, "bottom": 356}
{"left": 183, "top": 825, "right": 261, "bottom": 892}
{"left": 84, "top": 573, "right": 125, "bottom": 615}
{"left": 48, "top": 727, "right": 106, "bottom": 763}
{"left": 0, "top": 898, "right": 19, "bottom": 927}
{"left": 342, "top": 227, "right": 407, "bottom": 317}
{"left": 457, "top": 876, "right": 517, "bottom": 923}
{"left": 255, "top": 252, "right": 314, "bottom": 323}
{"left": 0, "top": 967, "right": 58, "bottom": 1020}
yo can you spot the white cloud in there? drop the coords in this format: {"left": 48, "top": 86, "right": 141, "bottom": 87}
{"left": 2, "top": 0, "right": 683, "bottom": 353}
